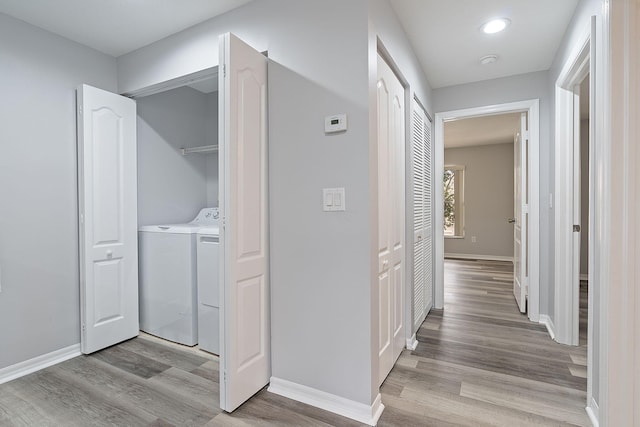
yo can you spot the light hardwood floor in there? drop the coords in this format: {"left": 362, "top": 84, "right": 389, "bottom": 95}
{"left": 0, "top": 259, "right": 589, "bottom": 426}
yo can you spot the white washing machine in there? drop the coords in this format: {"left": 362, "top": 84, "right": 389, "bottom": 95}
{"left": 197, "top": 225, "right": 220, "bottom": 354}
{"left": 138, "top": 208, "right": 219, "bottom": 346}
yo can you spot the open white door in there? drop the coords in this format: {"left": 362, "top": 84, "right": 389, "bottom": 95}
{"left": 377, "top": 53, "right": 405, "bottom": 385}
{"left": 218, "top": 33, "right": 270, "bottom": 412}
{"left": 571, "top": 84, "right": 582, "bottom": 343}
{"left": 513, "top": 112, "right": 528, "bottom": 313}
{"left": 77, "top": 84, "right": 138, "bottom": 354}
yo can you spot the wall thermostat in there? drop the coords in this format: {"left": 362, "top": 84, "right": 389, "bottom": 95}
{"left": 325, "top": 114, "right": 347, "bottom": 133}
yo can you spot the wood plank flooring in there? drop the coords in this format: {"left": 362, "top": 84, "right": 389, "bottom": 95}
{"left": 376, "top": 259, "right": 590, "bottom": 426}
{"left": 0, "top": 259, "right": 589, "bottom": 426}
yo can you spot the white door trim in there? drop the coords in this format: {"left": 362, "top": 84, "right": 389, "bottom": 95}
{"left": 434, "top": 99, "right": 540, "bottom": 322}
{"left": 553, "top": 22, "right": 590, "bottom": 348}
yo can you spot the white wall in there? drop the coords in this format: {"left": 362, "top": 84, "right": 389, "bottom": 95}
{"left": 0, "top": 13, "right": 118, "bottom": 369}
{"left": 444, "top": 143, "right": 514, "bottom": 258}
{"left": 137, "top": 86, "right": 210, "bottom": 226}
{"left": 432, "top": 70, "right": 551, "bottom": 314}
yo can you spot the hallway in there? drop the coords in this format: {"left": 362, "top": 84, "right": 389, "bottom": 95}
{"left": 378, "top": 259, "right": 590, "bottom": 426}
{"left": 0, "top": 259, "right": 591, "bottom": 426}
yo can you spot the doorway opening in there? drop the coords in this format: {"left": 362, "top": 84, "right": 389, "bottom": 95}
{"left": 553, "top": 21, "right": 596, "bottom": 419}
{"left": 441, "top": 112, "right": 523, "bottom": 315}
{"left": 77, "top": 33, "right": 270, "bottom": 415}
{"left": 135, "top": 71, "right": 220, "bottom": 360}
{"left": 434, "top": 99, "right": 541, "bottom": 322}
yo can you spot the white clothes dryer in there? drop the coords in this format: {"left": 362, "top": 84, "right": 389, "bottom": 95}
{"left": 138, "top": 208, "right": 219, "bottom": 346}
{"left": 196, "top": 224, "right": 220, "bottom": 354}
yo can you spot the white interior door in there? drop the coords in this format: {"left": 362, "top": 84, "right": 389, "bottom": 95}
{"left": 424, "top": 115, "right": 433, "bottom": 314}
{"left": 513, "top": 112, "right": 528, "bottom": 313}
{"left": 571, "top": 85, "right": 582, "bottom": 342}
{"left": 377, "top": 54, "right": 405, "bottom": 385}
{"left": 77, "top": 84, "right": 138, "bottom": 354}
{"left": 218, "top": 33, "right": 270, "bottom": 412}
{"left": 411, "top": 100, "right": 433, "bottom": 333}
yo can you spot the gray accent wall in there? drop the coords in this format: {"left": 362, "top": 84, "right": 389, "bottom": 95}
{"left": 137, "top": 86, "right": 209, "bottom": 226}
{"left": 444, "top": 143, "right": 515, "bottom": 258}
{"left": 0, "top": 13, "right": 118, "bottom": 369}
{"left": 433, "top": 70, "right": 552, "bottom": 315}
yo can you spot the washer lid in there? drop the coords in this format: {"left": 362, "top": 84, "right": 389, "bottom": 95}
{"left": 139, "top": 224, "right": 200, "bottom": 234}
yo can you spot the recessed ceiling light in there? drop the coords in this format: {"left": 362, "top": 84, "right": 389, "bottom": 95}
{"left": 481, "top": 18, "right": 511, "bottom": 34}
{"left": 479, "top": 54, "right": 499, "bottom": 65}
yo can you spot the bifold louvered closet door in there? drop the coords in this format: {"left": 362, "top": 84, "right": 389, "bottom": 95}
{"left": 412, "top": 99, "right": 433, "bottom": 332}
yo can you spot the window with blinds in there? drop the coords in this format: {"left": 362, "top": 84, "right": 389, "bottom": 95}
{"left": 412, "top": 99, "right": 433, "bottom": 332}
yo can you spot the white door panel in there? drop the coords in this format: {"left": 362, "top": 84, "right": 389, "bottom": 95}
{"left": 377, "top": 54, "right": 405, "bottom": 386}
{"left": 412, "top": 100, "right": 433, "bottom": 332}
{"left": 77, "top": 84, "right": 138, "bottom": 354}
{"left": 513, "top": 112, "right": 528, "bottom": 313}
{"left": 219, "top": 33, "right": 270, "bottom": 412}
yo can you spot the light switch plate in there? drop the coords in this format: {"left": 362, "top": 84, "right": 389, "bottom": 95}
{"left": 323, "top": 188, "right": 346, "bottom": 211}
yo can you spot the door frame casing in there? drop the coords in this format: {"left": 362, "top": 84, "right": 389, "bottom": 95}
{"left": 553, "top": 23, "right": 591, "bottom": 348}
{"left": 601, "top": 0, "right": 639, "bottom": 424}
{"left": 434, "top": 99, "right": 541, "bottom": 323}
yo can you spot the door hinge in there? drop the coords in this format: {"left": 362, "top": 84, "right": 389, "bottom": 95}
{"left": 573, "top": 224, "right": 581, "bottom": 232}
{"left": 81, "top": 323, "right": 86, "bottom": 332}
{"left": 223, "top": 64, "right": 226, "bottom": 78}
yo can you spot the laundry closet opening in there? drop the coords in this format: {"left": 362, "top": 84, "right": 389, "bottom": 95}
{"left": 77, "top": 33, "right": 270, "bottom": 413}
{"left": 134, "top": 67, "right": 221, "bottom": 356}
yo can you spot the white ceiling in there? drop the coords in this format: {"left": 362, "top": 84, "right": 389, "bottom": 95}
{"left": 390, "top": 0, "right": 580, "bottom": 88}
{"left": 444, "top": 113, "right": 521, "bottom": 149}
{"left": 0, "top": 0, "right": 579, "bottom": 89}
{"left": 0, "top": 0, "right": 253, "bottom": 57}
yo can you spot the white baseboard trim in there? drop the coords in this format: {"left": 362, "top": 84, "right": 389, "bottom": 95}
{"left": 0, "top": 344, "right": 81, "bottom": 385}
{"left": 539, "top": 315, "right": 556, "bottom": 340}
{"left": 268, "top": 377, "right": 384, "bottom": 426}
{"left": 406, "top": 334, "right": 418, "bottom": 351}
{"left": 586, "top": 397, "right": 599, "bottom": 427}
{"left": 445, "top": 253, "right": 514, "bottom": 263}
